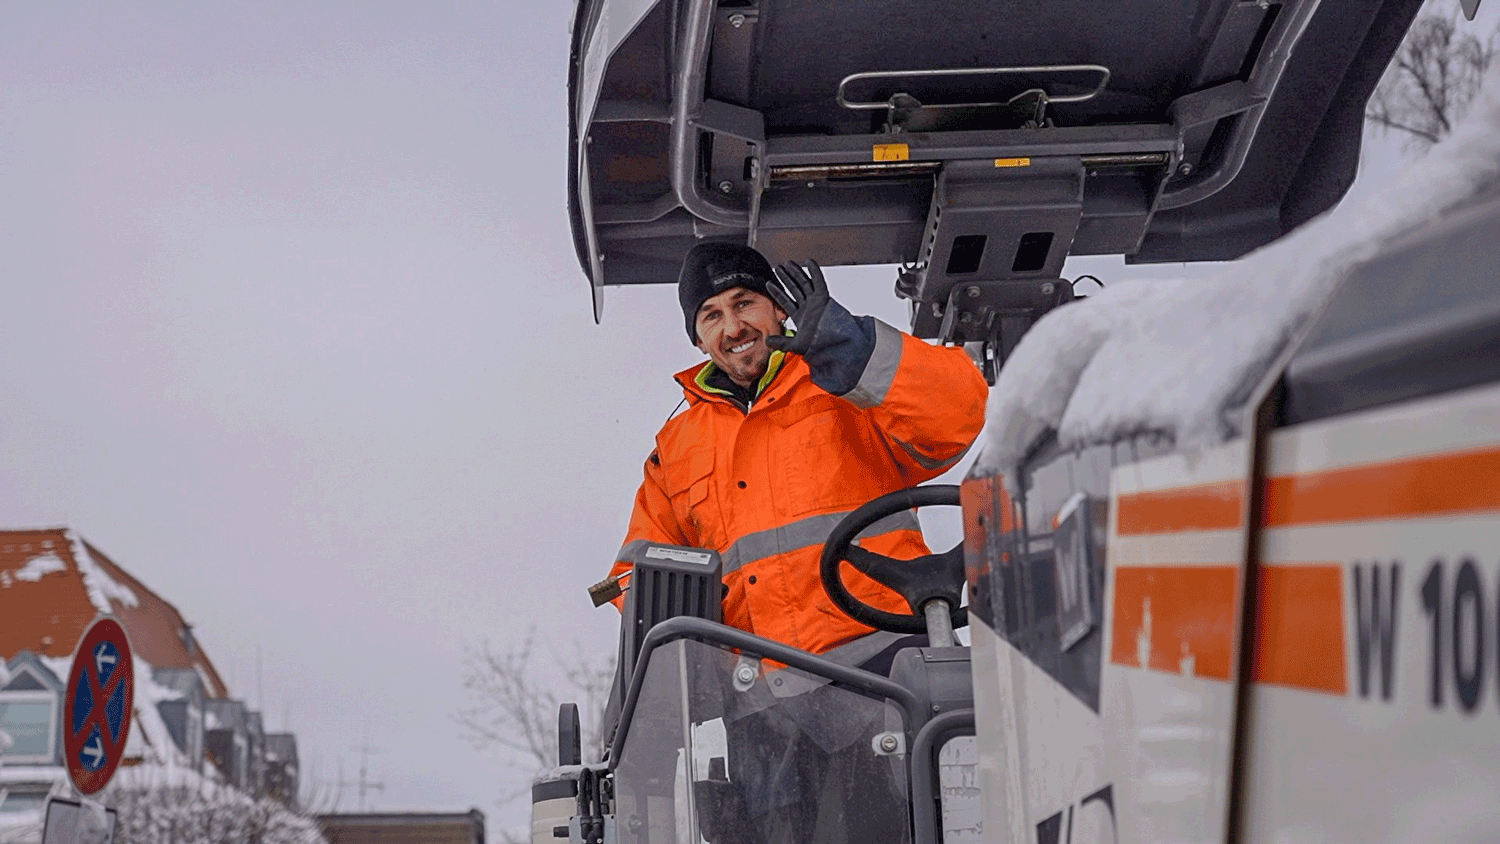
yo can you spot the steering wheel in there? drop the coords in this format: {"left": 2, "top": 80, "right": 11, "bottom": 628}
{"left": 818, "top": 484, "right": 967, "bottom": 634}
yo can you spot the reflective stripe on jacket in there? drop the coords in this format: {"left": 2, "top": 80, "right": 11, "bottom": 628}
{"left": 611, "top": 319, "right": 988, "bottom": 655}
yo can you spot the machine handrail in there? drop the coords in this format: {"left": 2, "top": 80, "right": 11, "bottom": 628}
{"left": 909, "top": 708, "right": 977, "bottom": 844}
{"left": 607, "top": 616, "right": 923, "bottom": 769}
{"left": 671, "top": 0, "right": 751, "bottom": 228}
{"left": 1157, "top": 0, "right": 1325, "bottom": 209}
{"left": 837, "top": 65, "right": 1111, "bottom": 111}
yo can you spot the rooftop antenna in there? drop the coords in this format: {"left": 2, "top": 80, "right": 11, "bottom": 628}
{"left": 335, "top": 756, "right": 346, "bottom": 813}
{"left": 331, "top": 752, "right": 384, "bottom": 812}
{"left": 348, "top": 730, "right": 386, "bottom": 812}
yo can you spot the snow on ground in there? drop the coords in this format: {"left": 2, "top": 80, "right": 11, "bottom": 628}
{"left": 975, "top": 62, "right": 1500, "bottom": 484}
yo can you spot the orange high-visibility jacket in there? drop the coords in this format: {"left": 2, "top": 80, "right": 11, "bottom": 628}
{"left": 611, "top": 320, "right": 988, "bottom": 655}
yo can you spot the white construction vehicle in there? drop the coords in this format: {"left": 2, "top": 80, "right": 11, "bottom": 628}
{"left": 537, "top": 0, "right": 1500, "bottom": 840}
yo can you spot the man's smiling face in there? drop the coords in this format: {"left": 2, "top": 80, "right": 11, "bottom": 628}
{"left": 694, "top": 286, "right": 786, "bottom": 387}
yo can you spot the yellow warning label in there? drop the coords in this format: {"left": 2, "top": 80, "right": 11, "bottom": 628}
{"left": 873, "top": 143, "right": 910, "bottom": 162}
{"left": 994, "top": 157, "right": 1032, "bottom": 168}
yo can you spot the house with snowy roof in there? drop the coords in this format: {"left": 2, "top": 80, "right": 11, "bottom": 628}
{"left": 264, "top": 733, "right": 300, "bottom": 805}
{"left": 205, "top": 698, "right": 252, "bottom": 790}
{"left": 0, "top": 528, "right": 302, "bottom": 820}
{"left": 152, "top": 666, "right": 209, "bottom": 775}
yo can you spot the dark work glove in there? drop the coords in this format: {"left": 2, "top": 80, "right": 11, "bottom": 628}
{"left": 766, "top": 260, "right": 876, "bottom": 395}
{"left": 765, "top": 260, "right": 832, "bottom": 356}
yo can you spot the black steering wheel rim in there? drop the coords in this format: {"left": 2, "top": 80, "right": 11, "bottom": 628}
{"left": 818, "top": 484, "right": 967, "bottom": 634}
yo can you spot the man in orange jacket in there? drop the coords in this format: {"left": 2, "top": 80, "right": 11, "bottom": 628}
{"left": 609, "top": 241, "right": 988, "bottom": 667}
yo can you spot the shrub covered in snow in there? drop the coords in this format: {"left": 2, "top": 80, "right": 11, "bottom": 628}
{"left": 106, "top": 784, "right": 326, "bottom": 844}
{"left": 0, "top": 770, "right": 327, "bottom": 844}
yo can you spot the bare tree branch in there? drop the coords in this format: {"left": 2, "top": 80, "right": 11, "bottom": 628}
{"left": 454, "top": 630, "right": 615, "bottom": 775}
{"left": 454, "top": 630, "right": 616, "bottom": 843}
{"left": 1366, "top": 0, "right": 1497, "bottom": 153}
{"left": 1364, "top": 111, "right": 1443, "bottom": 144}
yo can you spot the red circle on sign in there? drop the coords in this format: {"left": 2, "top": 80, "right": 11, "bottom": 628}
{"left": 62, "top": 617, "right": 135, "bottom": 795}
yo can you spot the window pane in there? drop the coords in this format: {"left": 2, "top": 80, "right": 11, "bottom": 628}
{"left": 0, "top": 700, "right": 53, "bottom": 757}
{"left": 614, "top": 639, "right": 910, "bottom": 844}
{"left": 0, "top": 790, "right": 48, "bottom": 814}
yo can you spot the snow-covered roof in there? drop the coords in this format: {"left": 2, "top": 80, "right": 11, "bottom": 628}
{"left": 1, "top": 653, "right": 61, "bottom": 692}
{"left": 0, "top": 527, "right": 230, "bottom": 699}
{"left": 151, "top": 666, "right": 202, "bottom": 697}
{"left": 67, "top": 531, "right": 138, "bottom": 613}
{"left": 3, "top": 554, "right": 65, "bottom": 586}
{"left": 205, "top": 698, "right": 248, "bottom": 731}
{"left": 975, "top": 63, "right": 1500, "bottom": 484}
{"left": 35, "top": 656, "right": 72, "bottom": 691}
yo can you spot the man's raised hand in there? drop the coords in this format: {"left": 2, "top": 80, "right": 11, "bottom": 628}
{"left": 766, "top": 260, "right": 832, "bottom": 355}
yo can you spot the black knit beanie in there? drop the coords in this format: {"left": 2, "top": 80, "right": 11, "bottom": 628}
{"left": 679, "top": 242, "right": 776, "bottom": 343}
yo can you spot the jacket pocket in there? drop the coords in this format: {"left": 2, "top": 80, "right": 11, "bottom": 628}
{"left": 665, "top": 449, "right": 717, "bottom": 543}
{"left": 773, "top": 406, "right": 872, "bottom": 515}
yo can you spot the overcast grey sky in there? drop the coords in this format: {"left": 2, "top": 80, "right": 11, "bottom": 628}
{"left": 2, "top": 0, "right": 1490, "bottom": 835}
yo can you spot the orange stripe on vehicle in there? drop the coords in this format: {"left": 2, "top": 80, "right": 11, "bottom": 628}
{"left": 1115, "top": 481, "right": 1244, "bottom": 536}
{"left": 1111, "top": 564, "right": 1347, "bottom": 693}
{"left": 1115, "top": 445, "right": 1500, "bottom": 535}
{"left": 1247, "top": 565, "right": 1346, "bottom": 695}
{"left": 1262, "top": 445, "right": 1500, "bottom": 527}
{"left": 1110, "top": 566, "right": 1239, "bottom": 681}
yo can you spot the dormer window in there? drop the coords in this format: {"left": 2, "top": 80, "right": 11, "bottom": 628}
{"left": 0, "top": 664, "right": 59, "bottom": 764}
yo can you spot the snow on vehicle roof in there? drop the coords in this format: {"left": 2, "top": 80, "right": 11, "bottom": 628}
{"left": 975, "top": 64, "right": 1500, "bottom": 486}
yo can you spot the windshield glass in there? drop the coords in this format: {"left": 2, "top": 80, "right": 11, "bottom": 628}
{"left": 614, "top": 639, "right": 911, "bottom": 844}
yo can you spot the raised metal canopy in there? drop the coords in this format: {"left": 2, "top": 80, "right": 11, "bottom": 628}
{"left": 567, "top": 0, "right": 1424, "bottom": 346}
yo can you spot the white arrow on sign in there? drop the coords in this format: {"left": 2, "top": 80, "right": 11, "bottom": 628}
{"left": 94, "top": 645, "right": 116, "bottom": 676}
{"left": 82, "top": 733, "right": 105, "bottom": 768}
